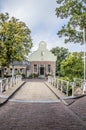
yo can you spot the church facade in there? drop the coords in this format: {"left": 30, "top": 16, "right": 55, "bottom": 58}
{"left": 28, "top": 41, "right": 56, "bottom": 77}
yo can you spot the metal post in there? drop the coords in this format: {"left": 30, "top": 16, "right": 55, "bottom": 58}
{"left": 83, "top": 28, "right": 86, "bottom": 81}
{"left": 83, "top": 28, "right": 86, "bottom": 93}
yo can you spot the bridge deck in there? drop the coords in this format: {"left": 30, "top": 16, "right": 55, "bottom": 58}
{"left": 10, "top": 80, "right": 59, "bottom": 102}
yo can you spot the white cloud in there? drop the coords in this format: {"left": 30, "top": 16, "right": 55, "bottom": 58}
{"left": 31, "top": 33, "right": 84, "bottom": 53}
{"left": 0, "top": 0, "right": 84, "bottom": 52}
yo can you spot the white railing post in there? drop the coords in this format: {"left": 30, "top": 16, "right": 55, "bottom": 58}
{"left": 16, "top": 75, "right": 22, "bottom": 86}
{"left": 61, "top": 80, "right": 63, "bottom": 92}
{"left": 66, "top": 81, "right": 69, "bottom": 96}
{"left": 83, "top": 81, "right": 86, "bottom": 94}
{"left": 72, "top": 82, "right": 75, "bottom": 97}
{"left": 0, "top": 80, "right": 2, "bottom": 93}
{"left": 10, "top": 77, "right": 12, "bottom": 87}
{"left": 56, "top": 79, "right": 59, "bottom": 89}
{"left": 48, "top": 76, "right": 50, "bottom": 83}
{"left": 8, "top": 77, "right": 11, "bottom": 88}
{"left": 6, "top": 78, "right": 8, "bottom": 90}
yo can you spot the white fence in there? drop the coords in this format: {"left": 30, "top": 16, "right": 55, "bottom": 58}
{"left": 0, "top": 75, "right": 22, "bottom": 93}
{"left": 48, "top": 76, "right": 85, "bottom": 97}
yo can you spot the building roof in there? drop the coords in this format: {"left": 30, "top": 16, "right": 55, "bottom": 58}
{"left": 10, "top": 61, "right": 29, "bottom": 66}
{"left": 29, "top": 41, "right": 56, "bottom": 62}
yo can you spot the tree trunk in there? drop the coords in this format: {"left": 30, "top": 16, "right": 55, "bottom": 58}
{"left": 1, "top": 66, "right": 4, "bottom": 79}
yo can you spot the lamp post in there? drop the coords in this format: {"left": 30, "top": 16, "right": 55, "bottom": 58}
{"left": 83, "top": 27, "right": 86, "bottom": 93}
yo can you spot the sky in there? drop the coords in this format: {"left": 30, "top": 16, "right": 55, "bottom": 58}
{"left": 0, "top": 0, "right": 84, "bottom": 52}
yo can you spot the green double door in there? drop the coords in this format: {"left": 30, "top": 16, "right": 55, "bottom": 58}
{"left": 40, "top": 66, "right": 44, "bottom": 75}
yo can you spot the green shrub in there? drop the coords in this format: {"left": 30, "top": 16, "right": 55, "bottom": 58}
{"left": 29, "top": 73, "right": 38, "bottom": 78}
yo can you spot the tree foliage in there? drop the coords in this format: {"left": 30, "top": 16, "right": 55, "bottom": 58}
{"left": 56, "top": 0, "right": 86, "bottom": 44}
{"left": 0, "top": 13, "right": 32, "bottom": 67}
{"left": 51, "top": 47, "right": 69, "bottom": 76}
{"left": 61, "top": 52, "right": 84, "bottom": 80}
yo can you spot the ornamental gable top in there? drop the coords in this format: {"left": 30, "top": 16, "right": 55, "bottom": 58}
{"left": 29, "top": 41, "right": 56, "bottom": 62}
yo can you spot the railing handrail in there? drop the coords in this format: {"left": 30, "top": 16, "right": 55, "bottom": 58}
{"left": 0, "top": 75, "right": 22, "bottom": 93}
{"left": 48, "top": 76, "right": 84, "bottom": 97}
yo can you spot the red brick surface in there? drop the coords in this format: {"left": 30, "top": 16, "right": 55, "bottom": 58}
{"left": 69, "top": 96, "right": 86, "bottom": 124}
{"left": 0, "top": 79, "right": 86, "bottom": 130}
{"left": 0, "top": 101, "right": 86, "bottom": 130}
{"left": 30, "top": 61, "right": 56, "bottom": 76}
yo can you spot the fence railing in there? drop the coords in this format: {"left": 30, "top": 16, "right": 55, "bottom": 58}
{"left": 48, "top": 76, "right": 85, "bottom": 97}
{"left": 0, "top": 75, "right": 22, "bottom": 93}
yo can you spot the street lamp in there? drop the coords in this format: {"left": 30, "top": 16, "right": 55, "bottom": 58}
{"left": 83, "top": 28, "right": 86, "bottom": 93}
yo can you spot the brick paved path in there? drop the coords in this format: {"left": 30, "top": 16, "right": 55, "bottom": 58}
{"left": 0, "top": 101, "right": 86, "bottom": 130}
{"left": 69, "top": 96, "right": 86, "bottom": 125}
{"left": 11, "top": 79, "right": 58, "bottom": 101}
{"left": 0, "top": 79, "right": 86, "bottom": 130}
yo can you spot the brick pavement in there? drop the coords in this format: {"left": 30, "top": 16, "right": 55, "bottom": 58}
{"left": 69, "top": 96, "right": 86, "bottom": 125}
{"left": 0, "top": 101, "right": 86, "bottom": 130}
{"left": 0, "top": 79, "right": 86, "bottom": 130}
{"left": 12, "top": 80, "right": 58, "bottom": 101}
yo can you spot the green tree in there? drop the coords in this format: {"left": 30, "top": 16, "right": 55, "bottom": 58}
{"left": 0, "top": 13, "right": 32, "bottom": 78}
{"left": 61, "top": 52, "right": 84, "bottom": 80}
{"left": 51, "top": 47, "right": 69, "bottom": 76}
{"left": 56, "top": 0, "right": 86, "bottom": 44}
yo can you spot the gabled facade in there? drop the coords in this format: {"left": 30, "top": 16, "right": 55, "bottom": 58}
{"left": 28, "top": 41, "right": 56, "bottom": 77}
